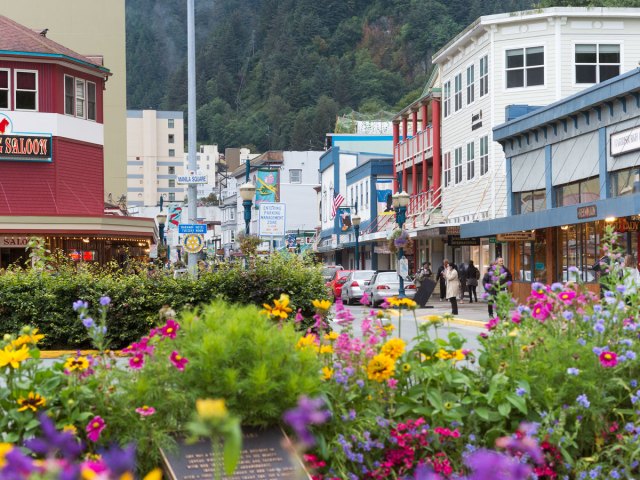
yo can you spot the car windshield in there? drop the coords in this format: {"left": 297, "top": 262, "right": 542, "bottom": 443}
{"left": 376, "top": 272, "right": 399, "bottom": 283}
{"left": 337, "top": 271, "right": 351, "bottom": 279}
{"left": 353, "top": 271, "right": 375, "bottom": 280}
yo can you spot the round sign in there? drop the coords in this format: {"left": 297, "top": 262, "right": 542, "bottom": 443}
{"left": 182, "top": 234, "right": 204, "bottom": 254}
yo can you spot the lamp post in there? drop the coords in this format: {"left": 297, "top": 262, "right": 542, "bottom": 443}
{"left": 156, "top": 213, "right": 167, "bottom": 246}
{"left": 352, "top": 214, "right": 361, "bottom": 270}
{"left": 239, "top": 182, "right": 256, "bottom": 235}
{"left": 392, "top": 191, "right": 410, "bottom": 297}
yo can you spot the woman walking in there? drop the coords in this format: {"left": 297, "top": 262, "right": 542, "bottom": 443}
{"left": 443, "top": 259, "right": 459, "bottom": 315}
{"left": 466, "top": 260, "right": 479, "bottom": 302}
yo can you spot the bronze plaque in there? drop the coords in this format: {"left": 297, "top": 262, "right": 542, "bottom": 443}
{"left": 161, "top": 428, "right": 300, "bottom": 480}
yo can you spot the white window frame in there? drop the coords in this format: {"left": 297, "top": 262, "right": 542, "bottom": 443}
{"left": 466, "top": 141, "right": 475, "bottom": 181}
{"left": 289, "top": 168, "right": 302, "bottom": 184}
{"left": 443, "top": 152, "right": 452, "bottom": 187}
{"left": 14, "top": 69, "right": 38, "bottom": 111}
{"left": 168, "top": 118, "right": 175, "bottom": 128}
{"left": 466, "top": 64, "right": 475, "bottom": 105}
{"left": 504, "top": 45, "right": 545, "bottom": 90}
{"left": 0, "top": 68, "right": 10, "bottom": 110}
{"left": 443, "top": 81, "right": 451, "bottom": 118}
{"left": 454, "top": 147, "right": 463, "bottom": 184}
{"left": 480, "top": 135, "right": 489, "bottom": 176}
{"left": 479, "top": 55, "right": 489, "bottom": 97}
{"left": 573, "top": 42, "right": 622, "bottom": 86}
{"left": 454, "top": 73, "right": 463, "bottom": 112}
{"left": 75, "top": 77, "right": 86, "bottom": 119}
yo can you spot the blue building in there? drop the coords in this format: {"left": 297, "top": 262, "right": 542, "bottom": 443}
{"left": 462, "top": 68, "right": 640, "bottom": 301}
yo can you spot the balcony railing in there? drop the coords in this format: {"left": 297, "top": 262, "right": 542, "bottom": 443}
{"left": 394, "top": 127, "right": 433, "bottom": 170}
{"left": 406, "top": 187, "right": 442, "bottom": 229}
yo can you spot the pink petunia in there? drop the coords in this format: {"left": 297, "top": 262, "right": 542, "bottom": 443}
{"left": 128, "top": 353, "right": 145, "bottom": 370}
{"left": 170, "top": 350, "right": 189, "bottom": 371}
{"left": 485, "top": 317, "right": 500, "bottom": 330}
{"left": 160, "top": 319, "right": 180, "bottom": 339}
{"left": 135, "top": 405, "right": 156, "bottom": 416}
{"left": 557, "top": 290, "right": 576, "bottom": 305}
{"left": 387, "top": 378, "right": 398, "bottom": 389}
{"left": 531, "top": 302, "right": 551, "bottom": 322}
{"left": 599, "top": 351, "right": 618, "bottom": 368}
{"left": 86, "top": 416, "right": 105, "bottom": 442}
{"left": 359, "top": 292, "right": 370, "bottom": 306}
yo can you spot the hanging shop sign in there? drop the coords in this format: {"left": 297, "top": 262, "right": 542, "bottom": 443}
{"left": 496, "top": 232, "right": 536, "bottom": 242}
{"left": 448, "top": 236, "right": 481, "bottom": 247}
{"left": 611, "top": 125, "right": 640, "bottom": 156}
{"left": 182, "top": 234, "right": 204, "bottom": 254}
{"left": 0, "top": 114, "right": 52, "bottom": 162}
{"left": 577, "top": 205, "right": 597, "bottom": 220}
{"left": 0, "top": 236, "right": 30, "bottom": 248}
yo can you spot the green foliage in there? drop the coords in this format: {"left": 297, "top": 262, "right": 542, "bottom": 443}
{"left": 0, "top": 253, "right": 329, "bottom": 349}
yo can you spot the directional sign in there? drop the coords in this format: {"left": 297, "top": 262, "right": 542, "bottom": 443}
{"left": 182, "top": 234, "right": 204, "bottom": 254}
{"left": 177, "top": 171, "right": 208, "bottom": 184}
{"left": 178, "top": 224, "right": 207, "bottom": 234}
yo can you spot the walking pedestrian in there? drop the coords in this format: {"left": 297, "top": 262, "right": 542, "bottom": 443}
{"left": 443, "top": 259, "right": 459, "bottom": 315}
{"left": 437, "top": 262, "right": 446, "bottom": 301}
{"left": 466, "top": 260, "right": 479, "bottom": 302}
{"left": 482, "top": 264, "right": 496, "bottom": 318}
{"left": 458, "top": 261, "right": 468, "bottom": 303}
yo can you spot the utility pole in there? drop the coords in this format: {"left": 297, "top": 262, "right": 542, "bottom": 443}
{"left": 187, "top": 0, "right": 197, "bottom": 277}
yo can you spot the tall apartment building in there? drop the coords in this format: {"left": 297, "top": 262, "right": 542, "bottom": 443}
{"left": 127, "top": 110, "right": 185, "bottom": 208}
{"left": 0, "top": 0, "right": 128, "bottom": 201}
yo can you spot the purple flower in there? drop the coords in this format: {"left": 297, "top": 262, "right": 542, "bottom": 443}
{"left": 515, "top": 387, "right": 526, "bottom": 397}
{"left": 99, "top": 296, "right": 111, "bottom": 306}
{"left": 567, "top": 368, "right": 580, "bottom": 376}
{"left": 466, "top": 450, "right": 532, "bottom": 480}
{"left": 100, "top": 444, "right": 136, "bottom": 477}
{"left": 1, "top": 448, "right": 37, "bottom": 480}
{"left": 25, "top": 413, "right": 83, "bottom": 460}
{"left": 576, "top": 394, "right": 590, "bottom": 408}
{"left": 72, "top": 300, "right": 88, "bottom": 311}
{"left": 82, "top": 317, "right": 95, "bottom": 329}
{"left": 283, "top": 396, "right": 330, "bottom": 446}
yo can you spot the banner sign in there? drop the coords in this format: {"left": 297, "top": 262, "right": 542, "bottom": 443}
{"left": 376, "top": 179, "right": 394, "bottom": 215}
{"left": 337, "top": 206, "right": 352, "bottom": 232}
{"left": 168, "top": 206, "right": 182, "bottom": 227}
{"left": 258, "top": 202, "right": 286, "bottom": 237}
{"left": 0, "top": 113, "right": 52, "bottom": 162}
{"left": 178, "top": 224, "right": 207, "bottom": 234}
{"left": 255, "top": 169, "right": 280, "bottom": 206}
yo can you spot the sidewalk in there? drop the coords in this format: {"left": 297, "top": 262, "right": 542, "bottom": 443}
{"left": 414, "top": 298, "right": 489, "bottom": 328}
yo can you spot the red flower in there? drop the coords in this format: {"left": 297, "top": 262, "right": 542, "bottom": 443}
{"left": 160, "top": 319, "right": 180, "bottom": 339}
{"left": 599, "top": 351, "right": 618, "bottom": 368}
{"left": 170, "top": 350, "right": 189, "bottom": 371}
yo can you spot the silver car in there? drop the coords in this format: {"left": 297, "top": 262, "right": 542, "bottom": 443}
{"left": 363, "top": 271, "right": 416, "bottom": 307}
{"left": 340, "top": 270, "right": 375, "bottom": 305}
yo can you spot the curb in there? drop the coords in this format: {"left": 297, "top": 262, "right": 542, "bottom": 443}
{"left": 416, "top": 315, "right": 485, "bottom": 329}
{"left": 39, "top": 350, "right": 124, "bottom": 359}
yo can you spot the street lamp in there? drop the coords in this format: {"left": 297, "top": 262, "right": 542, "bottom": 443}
{"left": 392, "top": 191, "right": 410, "bottom": 297}
{"left": 352, "top": 214, "right": 361, "bottom": 270}
{"left": 239, "top": 182, "right": 256, "bottom": 235}
{"left": 156, "top": 212, "right": 167, "bottom": 246}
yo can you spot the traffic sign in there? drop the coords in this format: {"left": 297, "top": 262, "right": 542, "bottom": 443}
{"left": 177, "top": 171, "right": 208, "bottom": 184}
{"left": 182, "top": 234, "right": 204, "bottom": 254}
{"left": 179, "top": 224, "right": 207, "bottom": 234}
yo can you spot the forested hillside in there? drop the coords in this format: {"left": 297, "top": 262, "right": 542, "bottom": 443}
{"left": 126, "top": 0, "right": 612, "bottom": 151}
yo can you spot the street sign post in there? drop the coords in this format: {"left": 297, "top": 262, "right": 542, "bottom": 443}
{"left": 178, "top": 224, "right": 207, "bottom": 234}
{"left": 258, "top": 203, "right": 286, "bottom": 237}
{"left": 177, "top": 171, "right": 208, "bottom": 185}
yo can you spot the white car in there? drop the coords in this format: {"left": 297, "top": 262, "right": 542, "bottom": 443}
{"left": 340, "top": 270, "right": 375, "bottom": 305}
{"left": 363, "top": 271, "right": 416, "bottom": 307}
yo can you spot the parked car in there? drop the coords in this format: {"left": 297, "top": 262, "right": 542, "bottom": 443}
{"left": 363, "top": 271, "right": 416, "bottom": 307}
{"left": 322, "top": 265, "right": 343, "bottom": 282}
{"left": 340, "top": 270, "right": 376, "bottom": 305}
{"left": 327, "top": 269, "right": 354, "bottom": 298}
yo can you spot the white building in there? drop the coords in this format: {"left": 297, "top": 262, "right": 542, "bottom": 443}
{"left": 183, "top": 144, "right": 219, "bottom": 200}
{"left": 431, "top": 6, "right": 640, "bottom": 267}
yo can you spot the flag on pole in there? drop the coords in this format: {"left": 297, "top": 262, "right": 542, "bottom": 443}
{"left": 331, "top": 193, "right": 345, "bottom": 219}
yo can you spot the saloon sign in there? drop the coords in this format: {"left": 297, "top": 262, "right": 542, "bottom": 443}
{"left": 0, "top": 113, "right": 52, "bottom": 162}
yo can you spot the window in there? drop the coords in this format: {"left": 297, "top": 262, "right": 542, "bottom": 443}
{"left": 289, "top": 169, "right": 302, "bottom": 184}
{"left": 168, "top": 134, "right": 175, "bottom": 144}
{"left": 466, "top": 141, "right": 475, "bottom": 181}
{"left": 14, "top": 70, "right": 37, "bottom": 110}
{"left": 443, "top": 81, "right": 451, "bottom": 118}
{"left": 444, "top": 152, "right": 452, "bottom": 187}
{"left": 454, "top": 73, "right": 462, "bottom": 111}
{"left": 514, "top": 189, "right": 546, "bottom": 214}
{"left": 231, "top": 231, "right": 235, "bottom": 243}
{"left": 575, "top": 44, "right": 620, "bottom": 84}
{"left": 0, "top": 69, "right": 9, "bottom": 109}
{"left": 168, "top": 118, "right": 174, "bottom": 128}
{"left": 480, "top": 136, "right": 489, "bottom": 176}
{"left": 168, "top": 149, "right": 175, "bottom": 157}
{"left": 168, "top": 193, "right": 175, "bottom": 201}
{"left": 365, "top": 180, "right": 369, "bottom": 207}
{"left": 560, "top": 223, "right": 601, "bottom": 283}
{"left": 454, "top": 147, "right": 463, "bottom": 184}
{"left": 479, "top": 55, "right": 489, "bottom": 97}
{"left": 64, "top": 76, "right": 74, "bottom": 115}
{"left": 505, "top": 47, "right": 544, "bottom": 88}
{"left": 230, "top": 209, "right": 235, "bottom": 220}
{"left": 168, "top": 166, "right": 175, "bottom": 174}
{"left": 87, "top": 82, "right": 96, "bottom": 120}
{"left": 556, "top": 176, "right": 600, "bottom": 207}
{"left": 466, "top": 65, "right": 475, "bottom": 105}
{"left": 168, "top": 179, "right": 175, "bottom": 188}
{"left": 360, "top": 183, "right": 363, "bottom": 207}
{"left": 75, "top": 78, "right": 85, "bottom": 118}
{"left": 611, "top": 167, "right": 640, "bottom": 197}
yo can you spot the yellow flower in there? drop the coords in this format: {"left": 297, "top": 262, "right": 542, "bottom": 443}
{"left": 321, "top": 366, "right": 333, "bottom": 380}
{"left": 17, "top": 392, "right": 47, "bottom": 412}
{"left": 385, "top": 297, "right": 416, "bottom": 309}
{"left": 312, "top": 299, "right": 332, "bottom": 311}
{"left": 323, "top": 331, "right": 339, "bottom": 341}
{"left": 0, "top": 345, "right": 30, "bottom": 369}
{"left": 366, "top": 354, "right": 395, "bottom": 382}
{"left": 11, "top": 328, "right": 45, "bottom": 348}
{"left": 261, "top": 294, "right": 293, "bottom": 319}
{"left": 318, "top": 344, "right": 333, "bottom": 354}
{"left": 452, "top": 349, "right": 466, "bottom": 362}
{"left": 400, "top": 298, "right": 417, "bottom": 309}
{"left": 402, "top": 363, "right": 411, "bottom": 372}
{"left": 0, "top": 443, "right": 13, "bottom": 468}
{"left": 64, "top": 356, "right": 90, "bottom": 372}
{"left": 424, "top": 314, "right": 442, "bottom": 323}
{"left": 142, "top": 469, "right": 163, "bottom": 480}
{"left": 196, "top": 399, "right": 228, "bottom": 420}
{"left": 386, "top": 296, "right": 401, "bottom": 307}
{"left": 508, "top": 328, "right": 519, "bottom": 338}
{"left": 63, "top": 424, "right": 78, "bottom": 435}
{"left": 380, "top": 338, "right": 406, "bottom": 360}
{"left": 383, "top": 323, "right": 395, "bottom": 333}
{"left": 435, "top": 349, "right": 452, "bottom": 360}
{"left": 81, "top": 467, "right": 99, "bottom": 480}
{"left": 119, "top": 473, "right": 135, "bottom": 480}
{"left": 296, "top": 334, "right": 318, "bottom": 350}
{"left": 444, "top": 401, "right": 454, "bottom": 410}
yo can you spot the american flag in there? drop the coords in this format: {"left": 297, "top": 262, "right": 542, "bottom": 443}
{"left": 331, "top": 193, "right": 345, "bottom": 219}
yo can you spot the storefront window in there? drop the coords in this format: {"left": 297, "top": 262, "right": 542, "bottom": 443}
{"left": 514, "top": 189, "right": 546, "bottom": 214}
{"left": 517, "top": 236, "right": 547, "bottom": 282}
{"left": 556, "top": 176, "right": 600, "bottom": 207}
{"left": 559, "top": 222, "right": 601, "bottom": 283}
{"left": 611, "top": 167, "right": 640, "bottom": 197}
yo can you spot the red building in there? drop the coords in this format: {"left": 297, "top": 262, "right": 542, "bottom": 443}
{"left": 0, "top": 15, "right": 154, "bottom": 267}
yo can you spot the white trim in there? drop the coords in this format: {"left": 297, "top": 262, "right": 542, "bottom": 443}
{"left": 0, "top": 68, "right": 10, "bottom": 110}
{"left": 453, "top": 145, "right": 464, "bottom": 185}
{"left": 1, "top": 111, "right": 103, "bottom": 145}
{"left": 75, "top": 77, "right": 86, "bottom": 119}
{"left": 571, "top": 40, "right": 623, "bottom": 87}
{"left": 453, "top": 72, "right": 463, "bottom": 113}
{"left": 13, "top": 69, "right": 38, "bottom": 112}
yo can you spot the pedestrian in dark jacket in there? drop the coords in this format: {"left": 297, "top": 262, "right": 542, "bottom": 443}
{"left": 437, "top": 263, "right": 446, "bottom": 300}
{"left": 482, "top": 265, "right": 496, "bottom": 317}
{"left": 466, "top": 260, "right": 479, "bottom": 302}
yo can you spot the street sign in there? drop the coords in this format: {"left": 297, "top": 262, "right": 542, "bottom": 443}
{"left": 177, "top": 171, "right": 208, "bottom": 184}
{"left": 258, "top": 202, "right": 286, "bottom": 237}
{"left": 397, "top": 256, "right": 409, "bottom": 280}
{"left": 182, "top": 234, "right": 204, "bottom": 254}
{"left": 178, "top": 224, "right": 207, "bottom": 234}
{"left": 149, "top": 244, "right": 158, "bottom": 259}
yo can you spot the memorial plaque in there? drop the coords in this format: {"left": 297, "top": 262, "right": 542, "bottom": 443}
{"left": 161, "top": 428, "right": 302, "bottom": 480}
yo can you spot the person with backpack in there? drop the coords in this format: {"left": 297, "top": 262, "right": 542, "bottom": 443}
{"left": 466, "top": 260, "right": 480, "bottom": 303}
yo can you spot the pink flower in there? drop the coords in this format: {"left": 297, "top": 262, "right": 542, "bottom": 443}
{"left": 160, "top": 319, "right": 180, "bottom": 339}
{"left": 531, "top": 302, "right": 551, "bottom": 322}
{"left": 599, "top": 351, "right": 618, "bottom": 368}
{"left": 170, "top": 350, "right": 189, "bottom": 371}
{"left": 135, "top": 405, "right": 156, "bottom": 416}
{"left": 485, "top": 317, "right": 500, "bottom": 330}
{"left": 387, "top": 378, "right": 398, "bottom": 389}
{"left": 511, "top": 313, "right": 522, "bottom": 324}
{"left": 360, "top": 292, "right": 370, "bottom": 305}
{"left": 557, "top": 290, "right": 576, "bottom": 304}
{"left": 86, "top": 416, "right": 105, "bottom": 442}
{"left": 295, "top": 309, "right": 304, "bottom": 323}
{"left": 128, "top": 353, "right": 145, "bottom": 370}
